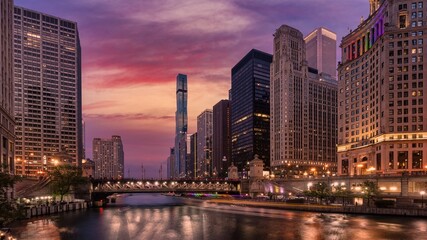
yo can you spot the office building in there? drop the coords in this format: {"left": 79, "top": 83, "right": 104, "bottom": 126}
{"left": 270, "top": 25, "right": 338, "bottom": 176}
{"left": 188, "top": 133, "right": 197, "bottom": 178}
{"left": 338, "top": 0, "right": 427, "bottom": 175}
{"left": 13, "top": 7, "right": 82, "bottom": 177}
{"left": 231, "top": 49, "right": 272, "bottom": 172}
{"left": 0, "top": 0, "right": 15, "bottom": 175}
{"left": 304, "top": 27, "right": 337, "bottom": 76}
{"left": 197, "top": 109, "right": 212, "bottom": 178}
{"left": 174, "top": 73, "right": 187, "bottom": 178}
{"left": 93, "top": 136, "right": 124, "bottom": 179}
{"left": 212, "top": 99, "right": 231, "bottom": 177}
{"left": 167, "top": 147, "right": 174, "bottom": 179}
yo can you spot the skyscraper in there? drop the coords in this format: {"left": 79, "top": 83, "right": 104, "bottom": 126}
{"left": 188, "top": 133, "right": 197, "bottom": 178}
{"left": 270, "top": 25, "right": 337, "bottom": 176}
{"left": 337, "top": 0, "right": 427, "bottom": 176}
{"left": 174, "top": 73, "right": 187, "bottom": 178}
{"left": 304, "top": 27, "right": 337, "bottom": 76}
{"left": 197, "top": 109, "right": 213, "bottom": 178}
{"left": 212, "top": 99, "right": 231, "bottom": 177}
{"left": 231, "top": 49, "right": 272, "bottom": 172}
{"left": 13, "top": 7, "right": 82, "bottom": 177}
{"left": 167, "top": 147, "right": 174, "bottom": 179}
{"left": 93, "top": 136, "right": 124, "bottom": 179}
{"left": 0, "top": 0, "right": 15, "bottom": 174}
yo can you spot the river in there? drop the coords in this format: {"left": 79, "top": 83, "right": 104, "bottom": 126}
{"left": 12, "top": 193, "right": 427, "bottom": 239}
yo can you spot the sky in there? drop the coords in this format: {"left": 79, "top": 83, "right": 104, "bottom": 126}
{"left": 15, "top": 0, "right": 369, "bottom": 178}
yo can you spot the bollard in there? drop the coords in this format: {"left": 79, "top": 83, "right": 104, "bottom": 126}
{"left": 31, "top": 207, "right": 36, "bottom": 217}
{"left": 26, "top": 209, "right": 31, "bottom": 219}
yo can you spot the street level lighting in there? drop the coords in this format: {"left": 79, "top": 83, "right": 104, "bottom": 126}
{"left": 421, "top": 191, "right": 426, "bottom": 208}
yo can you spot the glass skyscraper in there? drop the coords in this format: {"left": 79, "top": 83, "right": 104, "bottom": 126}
{"left": 174, "top": 73, "right": 187, "bottom": 178}
{"left": 231, "top": 49, "right": 272, "bottom": 172}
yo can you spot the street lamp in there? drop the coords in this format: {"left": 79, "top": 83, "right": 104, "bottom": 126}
{"left": 421, "top": 191, "right": 426, "bottom": 208}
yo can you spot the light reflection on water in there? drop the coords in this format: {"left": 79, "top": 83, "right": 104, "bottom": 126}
{"left": 12, "top": 193, "right": 427, "bottom": 240}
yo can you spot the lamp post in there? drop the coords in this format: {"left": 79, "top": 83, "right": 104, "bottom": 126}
{"left": 421, "top": 191, "right": 426, "bottom": 208}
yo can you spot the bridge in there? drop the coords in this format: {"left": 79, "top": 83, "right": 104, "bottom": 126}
{"left": 91, "top": 180, "right": 241, "bottom": 202}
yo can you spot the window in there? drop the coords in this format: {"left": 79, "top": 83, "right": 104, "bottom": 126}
{"left": 419, "top": 2, "right": 423, "bottom": 8}
{"left": 400, "top": 15, "right": 408, "bottom": 28}
{"left": 376, "top": 153, "right": 382, "bottom": 170}
{"left": 412, "top": 3, "right": 417, "bottom": 9}
{"left": 418, "top": 20, "right": 423, "bottom": 27}
{"left": 419, "top": 11, "right": 424, "bottom": 18}
{"left": 412, "top": 151, "right": 423, "bottom": 169}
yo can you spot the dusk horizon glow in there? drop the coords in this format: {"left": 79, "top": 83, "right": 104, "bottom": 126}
{"left": 15, "top": 0, "right": 369, "bottom": 178}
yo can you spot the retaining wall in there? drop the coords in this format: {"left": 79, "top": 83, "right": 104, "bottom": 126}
{"left": 24, "top": 202, "right": 88, "bottom": 219}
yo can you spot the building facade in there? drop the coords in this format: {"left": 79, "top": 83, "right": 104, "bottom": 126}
{"left": 0, "top": 0, "right": 15, "bottom": 174}
{"left": 231, "top": 49, "right": 272, "bottom": 172}
{"left": 167, "top": 147, "right": 174, "bottom": 179}
{"left": 270, "top": 25, "right": 338, "bottom": 177}
{"left": 212, "top": 99, "right": 231, "bottom": 177}
{"left": 304, "top": 27, "right": 337, "bottom": 76}
{"left": 196, "top": 109, "right": 212, "bottom": 178}
{"left": 13, "top": 7, "right": 83, "bottom": 177}
{"left": 188, "top": 133, "right": 197, "bottom": 179}
{"left": 81, "top": 158, "right": 94, "bottom": 178}
{"left": 338, "top": 0, "right": 427, "bottom": 176}
{"left": 174, "top": 73, "right": 188, "bottom": 178}
{"left": 93, "top": 136, "right": 124, "bottom": 179}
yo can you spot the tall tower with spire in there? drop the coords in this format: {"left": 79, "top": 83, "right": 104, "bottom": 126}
{"left": 174, "top": 74, "right": 188, "bottom": 178}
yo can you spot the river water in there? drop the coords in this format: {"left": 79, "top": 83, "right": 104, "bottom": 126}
{"left": 12, "top": 193, "right": 427, "bottom": 240}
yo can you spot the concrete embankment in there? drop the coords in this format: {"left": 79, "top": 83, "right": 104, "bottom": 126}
{"left": 23, "top": 202, "right": 89, "bottom": 219}
{"left": 205, "top": 199, "right": 427, "bottom": 217}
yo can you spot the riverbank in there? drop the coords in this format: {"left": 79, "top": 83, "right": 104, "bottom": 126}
{"left": 22, "top": 202, "right": 89, "bottom": 219}
{"left": 201, "top": 199, "right": 427, "bottom": 217}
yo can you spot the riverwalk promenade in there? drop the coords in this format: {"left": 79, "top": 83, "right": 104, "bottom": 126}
{"left": 204, "top": 199, "right": 427, "bottom": 217}
{"left": 23, "top": 202, "right": 89, "bottom": 219}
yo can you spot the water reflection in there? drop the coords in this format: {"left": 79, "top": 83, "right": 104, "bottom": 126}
{"left": 12, "top": 193, "right": 427, "bottom": 240}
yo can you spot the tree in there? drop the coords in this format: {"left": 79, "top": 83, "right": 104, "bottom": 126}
{"left": 0, "top": 170, "right": 22, "bottom": 227}
{"left": 361, "top": 180, "right": 381, "bottom": 207}
{"left": 49, "top": 165, "right": 88, "bottom": 202}
{"left": 304, "top": 182, "right": 330, "bottom": 204}
{"left": 332, "top": 185, "right": 353, "bottom": 206}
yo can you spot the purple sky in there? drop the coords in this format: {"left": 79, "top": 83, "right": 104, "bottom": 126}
{"left": 16, "top": 0, "right": 369, "bottom": 178}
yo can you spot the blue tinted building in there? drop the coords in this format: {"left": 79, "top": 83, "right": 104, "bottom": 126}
{"left": 231, "top": 49, "right": 272, "bottom": 172}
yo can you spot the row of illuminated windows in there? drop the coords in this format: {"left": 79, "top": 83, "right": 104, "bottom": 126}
{"left": 389, "top": 47, "right": 423, "bottom": 57}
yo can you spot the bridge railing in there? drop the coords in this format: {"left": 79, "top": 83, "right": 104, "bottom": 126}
{"left": 93, "top": 180, "right": 237, "bottom": 192}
